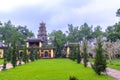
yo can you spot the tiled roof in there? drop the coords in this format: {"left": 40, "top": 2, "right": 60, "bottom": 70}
{"left": 26, "top": 38, "right": 43, "bottom": 42}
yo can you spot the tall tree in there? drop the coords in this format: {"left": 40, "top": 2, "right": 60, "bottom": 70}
{"left": 105, "top": 26, "right": 114, "bottom": 34}
{"left": 29, "top": 47, "right": 35, "bottom": 61}
{"left": 11, "top": 40, "right": 17, "bottom": 68}
{"left": 92, "top": 37, "right": 106, "bottom": 75}
{"left": 0, "top": 20, "right": 34, "bottom": 46}
{"left": 34, "top": 48, "right": 39, "bottom": 60}
{"left": 93, "top": 26, "right": 103, "bottom": 38}
{"left": 82, "top": 40, "right": 88, "bottom": 67}
{"left": 69, "top": 45, "right": 76, "bottom": 61}
{"left": 67, "top": 24, "right": 82, "bottom": 42}
{"left": 17, "top": 25, "right": 34, "bottom": 44}
{"left": 116, "top": 8, "right": 120, "bottom": 23}
{"left": 106, "top": 23, "right": 120, "bottom": 42}
{"left": 116, "top": 8, "right": 120, "bottom": 18}
{"left": 49, "top": 30, "right": 67, "bottom": 57}
{"left": 6, "top": 47, "right": 12, "bottom": 62}
{"left": 76, "top": 45, "right": 81, "bottom": 63}
{"left": 80, "top": 23, "right": 93, "bottom": 41}
{"left": 23, "top": 45, "right": 28, "bottom": 64}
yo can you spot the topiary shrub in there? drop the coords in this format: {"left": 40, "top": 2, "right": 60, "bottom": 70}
{"left": 69, "top": 76, "right": 78, "bottom": 80}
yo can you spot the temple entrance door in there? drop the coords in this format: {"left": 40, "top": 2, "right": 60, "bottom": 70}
{"left": 45, "top": 51, "right": 48, "bottom": 57}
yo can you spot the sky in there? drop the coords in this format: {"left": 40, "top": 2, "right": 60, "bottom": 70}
{"left": 0, "top": 0, "right": 120, "bottom": 37}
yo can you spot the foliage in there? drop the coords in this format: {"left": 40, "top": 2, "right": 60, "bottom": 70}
{"left": 107, "top": 32, "right": 120, "bottom": 42}
{"left": 29, "top": 47, "right": 35, "bottom": 61}
{"left": 76, "top": 45, "right": 81, "bottom": 63}
{"left": 116, "top": 8, "right": 120, "bottom": 17}
{"left": 11, "top": 40, "right": 17, "bottom": 68}
{"left": 69, "top": 76, "right": 78, "bottom": 80}
{"left": 69, "top": 45, "right": 76, "bottom": 61}
{"left": 17, "top": 25, "right": 34, "bottom": 44}
{"left": 23, "top": 45, "right": 28, "bottom": 64}
{"left": 6, "top": 47, "right": 12, "bottom": 62}
{"left": 16, "top": 46, "right": 21, "bottom": 65}
{"left": 49, "top": 30, "right": 67, "bottom": 57}
{"left": 0, "top": 59, "right": 112, "bottom": 80}
{"left": 92, "top": 37, "right": 106, "bottom": 75}
{"left": 82, "top": 40, "right": 88, "bottom": 67}
{"left": 0, "top": 20, "right": 34, "bottom": 45}
{"left": 34, "top": 49, "right": 40, "bottom": 60}
{"left": 67, "top": 24, "right": 82, "bottom": 42}
{"left": 80, "top": 23, "right": 93, "bottom": 41}
{"left": 106, "top": 23, "right": 120, "bottom": 42}
{"left": 67, "top": 23, "right": 94, "bottom": 42}
{"left": 93, "top": 26, "right": 103, "bottom": 38}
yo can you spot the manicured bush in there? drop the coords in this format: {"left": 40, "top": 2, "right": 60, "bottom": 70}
{"left": 29, "top": 47, "right": 35, "bottom": 61}
{"left": 23, "top": 45, "right": 28, "bottom": 64}
{"left": 7, "top": 47, "right": 12, "bottom": 62}
{"left": 69, "top": 76, "right": 78, "bottom": 80}
{"left": 92, "top": 37, "right": 107, "bottom": 75}
{"left": 69, "top": 46, "right": 76, "bottom": 61}
{"left": 83, "top": 40, "right": 88, "bottom": 67}
{"left": 11, "top": 40, "right": 17, "bottom": 68}
{"left": 76, "top": 45, "right": 81, "bottom": 63}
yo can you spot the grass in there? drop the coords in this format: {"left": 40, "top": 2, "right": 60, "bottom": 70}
{"left": 89, "top": 58, "right": 120, "bottom": 70}
{"left": 89, "top": 58, "right": 95, "bottom": 62}
{"left": 0, "top": 59, "right": 112, "bottom": 80}
{"left": 0, "top": 59, "right": 3, "bottom": 64}
{"left": 107, "top": 59, "right": 120, "bottom": 70}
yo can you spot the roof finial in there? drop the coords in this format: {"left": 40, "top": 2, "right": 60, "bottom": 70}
{"left": 40, "top": 21, "right": 45, "bottom": 25}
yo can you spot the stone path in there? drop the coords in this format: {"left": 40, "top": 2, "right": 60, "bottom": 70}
{"left": 87, "top": 62, "right": 120, "bottom": 80}
{"left": 0, "top": 62, "right": 24, "bottom": 71}
{"left": 106, "top": 68, "right": 120, "bottom": 80}
{"left": 0, "top": 63, "right": 12, "bottom": 71}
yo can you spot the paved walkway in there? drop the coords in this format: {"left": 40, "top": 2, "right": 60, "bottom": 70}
{"left": 106, "top": 68, "right": 120, "bottom": 80}
{"left": 0, "top": 63, "right": 13, "bottom": 71}
{"left": 0, "top": 62, "right": 24, "bottom": 71}
{"left": 87, "top": 62, "right": 120, "bottom": 80}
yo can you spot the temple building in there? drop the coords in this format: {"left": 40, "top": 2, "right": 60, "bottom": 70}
{"left": 26, "top": 22, "right": 54, "bottom": 58}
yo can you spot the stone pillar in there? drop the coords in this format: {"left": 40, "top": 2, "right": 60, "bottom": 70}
{"left": 39, "top": 42, "right": 42, "bottom": 48}
{"left": 26, "top": 42, "right": 29, "bottom": 48}
{"left": 51, "top": 49, "right": 54, "bottom": 58}
{"left": 66, "top": 46, "right": 70, "bottom": 57}
{"left": 0, "top": 49, "right": 4, "bottom": 58}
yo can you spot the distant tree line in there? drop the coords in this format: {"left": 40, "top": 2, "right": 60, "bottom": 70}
{"left": 0, "top": 20, "right": 34, "bottom": 46}
{"left": 48, "top": 8, "right": 120, "bottom": 58}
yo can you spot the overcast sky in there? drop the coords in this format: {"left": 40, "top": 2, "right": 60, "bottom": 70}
{"left": 0, "top": 0, "right": 120, "bottom": 36}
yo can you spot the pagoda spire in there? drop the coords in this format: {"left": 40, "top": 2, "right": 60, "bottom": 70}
{"left": 37, "top": 21, "right": 48, "bottom": 45}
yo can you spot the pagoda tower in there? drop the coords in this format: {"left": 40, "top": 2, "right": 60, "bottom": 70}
{"left": 37, "top": 22, "right": 48, "bottom": 46}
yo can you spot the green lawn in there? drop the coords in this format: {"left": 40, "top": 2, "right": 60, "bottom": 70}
{"left": 0, "top": 59, "right": 112, "bottom": 80}
{"left": 107, "top": 59, "right": 120, "bottom": 70}
{"left": 0, "top": 59, "right": 3, "bottom": 64}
